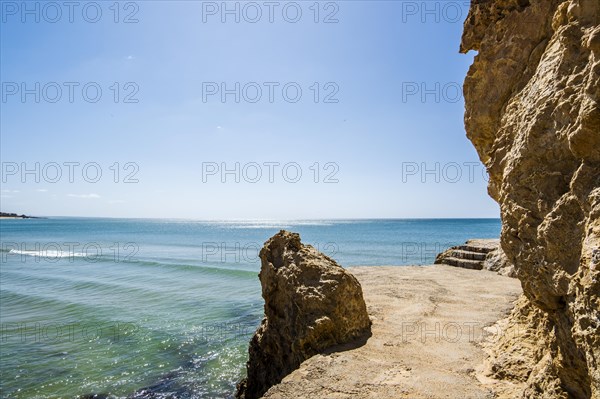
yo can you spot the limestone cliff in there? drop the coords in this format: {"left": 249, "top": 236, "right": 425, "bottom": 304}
{"left": 461, "top": 0, "right": 599, "bottom": 397}
{"left": 236, "top": 231, "right": 371, "bottom": 399}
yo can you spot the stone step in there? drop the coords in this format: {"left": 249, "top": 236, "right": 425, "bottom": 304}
{"left": 457, "top": 244, "right": 496, "bottom": 254}
{"left": 441, "top": 257, "right": 484, "bottom": 270}
{"left": 451, "top": 249, "right": 487, "bottom": 261}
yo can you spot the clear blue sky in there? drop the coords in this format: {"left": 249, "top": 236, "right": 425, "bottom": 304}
{"left": 0, "top": 0, "right": 497, "bottom": 219}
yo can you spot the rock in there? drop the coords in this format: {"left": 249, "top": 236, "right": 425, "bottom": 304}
{"left": 461, "top": 0, "right": 600, "bottom": 397}
{"left": 0, "top": 212, "right": 37, "bottom": 219}
{"left": 480, "top": 295, "right": 557, "bottom": 398}
{"left": 484, "top": 247, "right": 517, "bottom": 278}
{"left": 434, "top": 246, "right": 456, "bottom": 264}
{"left": 435, "top": 239, "right": 516, "bottom": 276}
{"left": 236, "top": 230, "right": 371, "bottom": 399}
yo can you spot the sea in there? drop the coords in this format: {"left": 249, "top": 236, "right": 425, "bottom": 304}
{"left": 0, "top": 218, "right": 501, "bottom": 399}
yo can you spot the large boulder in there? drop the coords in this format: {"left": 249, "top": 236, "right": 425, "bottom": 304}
{"left": 461, "top": 0, "right": 599, "bottom": 397}
{"left": 236, "top": 231, "right": 371, "bottom": 399}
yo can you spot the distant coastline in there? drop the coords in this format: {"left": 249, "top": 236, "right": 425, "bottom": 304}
{"left": 0, "top": 212, "right": 41, "bottom": 219}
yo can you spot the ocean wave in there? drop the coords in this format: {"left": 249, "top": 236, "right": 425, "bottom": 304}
{"left": 8, "top": 249, "right": 88, "bottom": 258}
{"left": 2, "top": 251, "right": 258, "bottom": 280}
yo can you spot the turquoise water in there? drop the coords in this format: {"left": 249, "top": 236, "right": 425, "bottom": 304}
{"left": 0, "top": 218, "right": 500, "bottom": 398}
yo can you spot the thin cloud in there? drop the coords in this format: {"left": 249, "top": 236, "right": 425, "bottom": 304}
{"left": 67, "top": 193, "right": 101, "bottom": 199}
{"left": 36, "top": 189, "right": 48, "bottom": 192}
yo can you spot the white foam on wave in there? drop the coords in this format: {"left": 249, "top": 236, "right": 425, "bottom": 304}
{"left": 9, "top": 249, "right": 87, "bottom": 258}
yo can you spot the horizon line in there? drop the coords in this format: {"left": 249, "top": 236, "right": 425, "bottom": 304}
{"left": 0, "top": 215, "right": 502, "bottom": 221}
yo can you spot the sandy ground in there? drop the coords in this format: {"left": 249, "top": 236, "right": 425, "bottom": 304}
{"left": 262, "top": 264, "right": 522, "bottom": 399}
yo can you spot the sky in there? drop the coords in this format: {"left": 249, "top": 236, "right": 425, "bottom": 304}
{"left": 0, "top": 0, "right": 497, "bottom": 219}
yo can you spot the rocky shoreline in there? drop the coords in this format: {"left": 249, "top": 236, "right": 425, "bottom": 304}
{"left": 237, "top": 1, "right": 599, "bottom": 396}
{"left": 235, "top": 232, "right": 523, "bottom": 398}
{"left": 243, "top": 259, "right": 521, "bottom": 398}
{"left": 0, "top": 212, "right": 40, "bottom": 219}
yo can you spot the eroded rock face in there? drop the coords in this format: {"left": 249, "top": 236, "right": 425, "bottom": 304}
{"left": 484, "top": 247, "right": 517, "bottom": 278}
{"left": 461, "top": 0, "right": 599, "bottom": 397}
{"left": 236, "top": 231, "right": 371, "bottom": 399}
